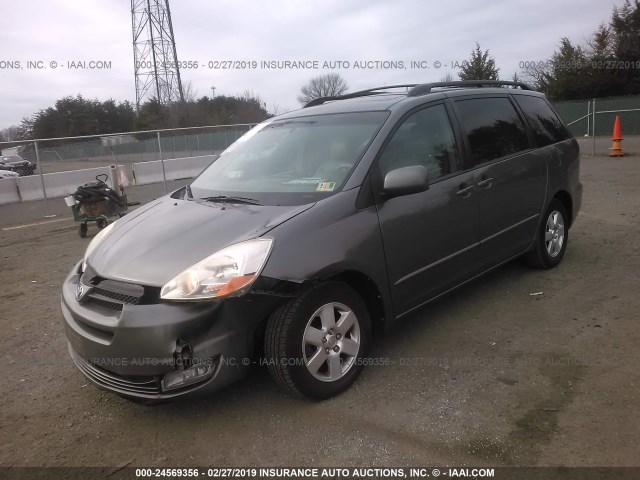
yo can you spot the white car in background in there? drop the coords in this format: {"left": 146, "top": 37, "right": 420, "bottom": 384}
{"left": 0, "top": 168, "right": 19, "bottom": 179}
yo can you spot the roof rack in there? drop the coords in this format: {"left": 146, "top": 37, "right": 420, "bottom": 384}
{"left": 407, "top": 80, "right": 533, "bottom": 97}
{"left": 302, "top": 81, "right": 535, "bottom": 108}
{"left": 303, "top": 84, "right": 418, "bottom": 108}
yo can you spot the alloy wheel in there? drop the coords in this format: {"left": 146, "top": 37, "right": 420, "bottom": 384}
{"left": 545, "top": 210, "right": 565, "bottom": 257}
{"left": 302, "top": 302, "right": 360, "bottom": 382}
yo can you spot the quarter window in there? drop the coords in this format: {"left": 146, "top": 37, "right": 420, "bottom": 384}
{"left": 378, "top": 104, "right": 458, "bottom": 180}
{"left": 515, "top": 95, "right": 571, "bottom": 147}
{"left": 455, "top": 97, "right": 529, "bottom": 165}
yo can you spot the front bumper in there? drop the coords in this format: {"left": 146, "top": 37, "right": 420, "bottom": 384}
{"left": 61, "top": 262, "right": 283, "bottom": 400}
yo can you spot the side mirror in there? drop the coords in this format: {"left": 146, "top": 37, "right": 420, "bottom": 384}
{"left": 382, "top": 165, "right": 429, "bottom": 198}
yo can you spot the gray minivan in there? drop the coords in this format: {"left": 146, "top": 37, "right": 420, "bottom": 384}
{"left": 61, "top": 81, "right": 582, "bottom": 401}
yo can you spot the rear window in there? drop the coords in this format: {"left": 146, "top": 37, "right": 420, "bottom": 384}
{"left": 455, "top": 97, "right": 529, "bottom": 166}
{"left": 515, "top": 95, "right": 571, "bottom": 147}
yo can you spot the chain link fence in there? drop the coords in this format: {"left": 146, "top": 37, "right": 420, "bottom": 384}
{"left": 0, "top": 123, "right": 255, "bottom": 211}
{"left": 7, "top": 124, "right": 254, "bottom": 169}
{"left": 551, "top": 95, "right": 640, "bottom": 155}
{"left": 3, "top": 96, "right": 639, "bottom": 212}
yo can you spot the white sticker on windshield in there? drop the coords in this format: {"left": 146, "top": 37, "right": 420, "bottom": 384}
{"left": 316, "top": 182, "right": 336, "bottom": 192}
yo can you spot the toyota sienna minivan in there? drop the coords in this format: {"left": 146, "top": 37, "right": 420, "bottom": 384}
{"left": 62, "top": 80, "right": 582, "bottom": 401}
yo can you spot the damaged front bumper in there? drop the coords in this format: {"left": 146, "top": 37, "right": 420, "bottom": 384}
{"left": 61, "top": 261, "right": 287, "bottom": 400}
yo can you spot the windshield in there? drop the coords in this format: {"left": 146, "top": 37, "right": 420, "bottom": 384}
{"left": 189, "top": 111, "right": 389, "bottom": 206}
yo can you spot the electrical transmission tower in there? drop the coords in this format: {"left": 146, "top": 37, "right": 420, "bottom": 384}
{"left": 131, "top": 0, "right": 184, "bottom": 110}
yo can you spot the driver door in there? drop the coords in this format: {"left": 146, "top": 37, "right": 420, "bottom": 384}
{"left": 375, "top": 103, "right": 480, "bottom": 316}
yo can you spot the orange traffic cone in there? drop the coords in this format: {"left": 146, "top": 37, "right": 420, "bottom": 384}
{"left": 609, "top": 115, "right": 624, "bottom": 157}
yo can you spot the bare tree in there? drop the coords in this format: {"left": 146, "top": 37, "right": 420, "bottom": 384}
{"left": 240, "top": 90, "right": 266, "bottom": 109}
{"left": 439, "top": 71, "right": 454, "bottom": 82}
{"left": 182, "top": 81, "right": 199, "bottom": 102}
{"left": 519, "top": 61, "right": 553, "bottom": 93}
{"left": 268, "top": 104, "right": 289, "bottom": 117}
{"left": 297, "top": 73, "right": 348, "bottom": 105}
{"left": 509, "top": 72, "right": 524, "bottom": 88}
{"left": 0, "top": 125, "right": 25, "bottom": 142}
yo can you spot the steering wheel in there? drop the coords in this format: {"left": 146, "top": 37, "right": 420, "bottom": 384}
{"left": 333, "top": 163, "right": 353, "bottom": 176}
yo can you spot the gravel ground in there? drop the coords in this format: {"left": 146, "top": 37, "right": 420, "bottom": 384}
{"left": 0, "top": 156, "right": 639, "bottom": 468}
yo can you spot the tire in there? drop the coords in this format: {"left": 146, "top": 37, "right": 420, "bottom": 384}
{"left": 79, "top": 223, "right": 88, "bottom": 238}
{"left": 96, "top": 219, "right": 107, "bottom": 229}
{"left": 525, "top": 199, "right": 568, "bottom": 269}
{"left": 264, "top": 281, "right": 372, "bottom": 400}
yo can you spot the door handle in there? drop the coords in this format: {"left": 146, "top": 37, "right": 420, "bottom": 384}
{"left": 456, "top": 184, "right": 474, "bottom": 197}
{"left": 477, "top": 176, "right": 493, "bottom": 189}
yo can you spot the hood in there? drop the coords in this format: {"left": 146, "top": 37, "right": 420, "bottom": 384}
{"left": 87, "top": 196, "right": 314, "bottom": 286}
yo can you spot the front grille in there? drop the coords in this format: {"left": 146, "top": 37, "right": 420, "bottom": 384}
{"left": 69, "top": 346, "right": 162, "bottom": 395}
{"left": 86, "top": 296, "right": 124, "bottom": 312}
{"left": 92, "top": 287, "right": 140, "bottom": 305}
{"left": 80, "top": 268, "right": 153, "bottom": 312}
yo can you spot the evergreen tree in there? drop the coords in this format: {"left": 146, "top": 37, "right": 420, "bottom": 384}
{"left": 458, "top": 43, "right": 499, "bottom": 81}
{"left": 521, "top": 0, "right": 640, "bottom": 99}
{"left": 611, "top": 0, "right": 640, "bottom": 94}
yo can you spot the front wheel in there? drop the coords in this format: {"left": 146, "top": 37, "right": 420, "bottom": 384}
{"left": 525, "top": 199, "right": 568, "bottom": 269}
{"left": 264, "top": 281, "right": 372, "bottom": 400}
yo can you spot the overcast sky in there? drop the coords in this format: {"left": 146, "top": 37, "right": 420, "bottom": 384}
{"left": 0, "top": 0, "right": 621, "bottom": 130}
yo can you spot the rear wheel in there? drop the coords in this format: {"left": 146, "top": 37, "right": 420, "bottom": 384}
{"left": 525, "top": 198, "right": 568, "bottom": 269}
{"left": 264, "top": 281, "right": 371, "bottom": 400}
{"left": 79, "top": 223, "right": 88, "bottom": 238}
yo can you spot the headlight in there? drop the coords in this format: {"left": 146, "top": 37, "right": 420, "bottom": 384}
{"left": 82, "top": 222, "right": 116, "bottom": 272}
{"left": 160, "top": 238, "right": 273, "bottom": 301}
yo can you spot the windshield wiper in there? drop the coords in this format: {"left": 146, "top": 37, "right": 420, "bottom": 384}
{"left": 200, "top": 195, "right": 262, "bottom": 205}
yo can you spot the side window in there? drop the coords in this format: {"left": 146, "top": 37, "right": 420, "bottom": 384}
{"left": 455, "top": 97, "right": 529, "bottom": 166}
{"left": 514, "top": 95, "right": 571, "bottom": 147}
{"left": 378, "top": 104, "right": 458, "bottom": 180}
